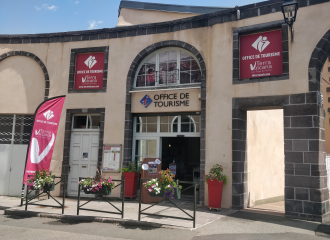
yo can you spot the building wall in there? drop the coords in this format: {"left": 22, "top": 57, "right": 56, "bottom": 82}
{"left": 0, "top": 56, "right": 45, "bottom": 113}
{"left": 0, "top": 2, "right": 330, "bottom": 207}
{"left": 322, "top": 57, "right": 330, "bottom": 154}
{"left": 117, "top": 8, "right": 199, "bottom": 26}
{"left": 247, "top": 110, "right": 285, "bottom": 206}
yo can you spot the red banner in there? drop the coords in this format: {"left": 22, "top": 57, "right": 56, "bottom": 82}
{"left": 23, "top": 96, "right": 66, "bottom": 182}
{"left": 74, "top": 52, "right": 105, "bottom": 90}
{"left": 240, "top": 29, "right": 283, "bottom": 79}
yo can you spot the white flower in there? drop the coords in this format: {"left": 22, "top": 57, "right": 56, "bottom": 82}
{"left": 156, "top": 183, "right": 158, "bottom": 186}
{"left": 148, "top": 189, "right": 152, "bottom": 192}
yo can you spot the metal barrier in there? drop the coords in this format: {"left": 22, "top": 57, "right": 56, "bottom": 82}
{"left": 25, "top": 175, "right": 67, "bottom": 214}
{"left": 138, "top": 179, "right": 197, "bottom": 228}
{"left": 77, "top": 176, "right": 125, "bottom": 218}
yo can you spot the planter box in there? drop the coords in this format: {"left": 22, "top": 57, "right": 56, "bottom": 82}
{"left": 123, "top": 172, "right": 139, "bottom": 198}
{"left": 149, "top": 187, "right": 181, "bottom": 199}
{"left": 207, "top": 179, "right": 224, "bottom": 209}
{"left": 83, "top": 186, "right": 112, "bottom": 195}
{"left": 44, "top": 183, "right": 55, "bottom": 192}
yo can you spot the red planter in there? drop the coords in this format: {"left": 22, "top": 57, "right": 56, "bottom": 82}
{"left": 123, "top": 172, "right": 139, "bottom": 197}
{"left": 207, "top": 179, "right": 224, "bottom": 209}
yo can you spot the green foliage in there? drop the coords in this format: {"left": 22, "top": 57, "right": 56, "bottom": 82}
{"left": 121, "top": 162, "right": 141, "bottom": 173}
{"left": 203, "top": 164, "right": 229, "bottom": 185}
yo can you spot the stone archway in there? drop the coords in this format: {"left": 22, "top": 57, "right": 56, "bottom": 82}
{"left": 232, "top": 30, "right": 330, "bottom": 222}
{"left": 0, "top": 51, "right": 50, "bottom": 100}
{"left": 123, "top": 40, "right": 207, "bottom": 202}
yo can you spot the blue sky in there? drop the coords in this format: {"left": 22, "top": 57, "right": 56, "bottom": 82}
{"left": 0, "top": 0, "right": 262, "bottom": 34}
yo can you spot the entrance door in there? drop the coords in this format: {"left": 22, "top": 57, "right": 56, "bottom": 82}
{"left": 67, "top": 130, "right": 99, "bottom": 197}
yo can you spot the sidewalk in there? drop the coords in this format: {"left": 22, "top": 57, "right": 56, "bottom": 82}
{"left": 0, "top": 196, "right": 235, "bottom": 229}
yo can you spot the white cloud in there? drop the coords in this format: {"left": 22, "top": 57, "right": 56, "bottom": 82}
{"left": 35, "top": 4, "right": 58, "bottom": 11}
{"left": 74, "top": 1, "right": 79, "bottom": 4}
{"left": 88, "top": 20, "right": 103, "bottom": 30}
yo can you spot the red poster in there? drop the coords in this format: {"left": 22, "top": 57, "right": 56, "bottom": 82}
{"left": 240, "top": 29, "right": 283, "bottom": 79}
{"left": 74, "top": 52, "right": 105, "bottom": 89}
{"left": 23, "top": 96, "right": 66, "bottom": 182}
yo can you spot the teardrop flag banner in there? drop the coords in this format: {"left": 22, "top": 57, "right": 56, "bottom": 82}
{"left": 23, "top": 95, "right": 66, "bottom": 183}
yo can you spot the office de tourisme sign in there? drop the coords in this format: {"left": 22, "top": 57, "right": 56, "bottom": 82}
{"left": 240, "top": 29, "right": 283, "bottom": 79}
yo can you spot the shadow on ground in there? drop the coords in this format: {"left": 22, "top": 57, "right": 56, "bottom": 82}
{"left": 227, "top": 211, "right": 321, "bottom": 232}
{"left": 192, "top": 233, "right": 329, "bottom": 240}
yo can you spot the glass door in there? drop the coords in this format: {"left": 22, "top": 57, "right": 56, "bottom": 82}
{"left": 133, "top": 137, "right": 159, "bottom": 167}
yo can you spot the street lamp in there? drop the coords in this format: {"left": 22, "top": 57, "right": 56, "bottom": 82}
{"left": 281, "top": 0, "right": 298, "bottom": 42}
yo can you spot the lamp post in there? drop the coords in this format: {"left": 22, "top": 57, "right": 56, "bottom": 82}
{"left": 281, "top": 0, "right": 298, "bottom": 42}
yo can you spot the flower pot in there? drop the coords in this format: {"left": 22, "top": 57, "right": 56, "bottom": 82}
{"left": 149, "top": 187, "right": 181, "bottom": 199}
{"left": 149, "top": 188, "right": 165, "bottom": 198}
{"left": 42, "top": 183, "right": 55, "bottom": 192}
{"left": 207, "top": 179, "right": 224, "bottom": 209}
{"left": 175, "top": 187, "right": 181, "bottom": 200}
{"left": 83, "top": 186, "right": 112, "bottom": 195}
{"left": 123, "top": 172, "right": 139, "bottom": 197}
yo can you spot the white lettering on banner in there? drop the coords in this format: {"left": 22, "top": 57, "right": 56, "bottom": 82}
{"left": 242, "top": 51, "right": 280, "bottom": 61}
{"left": 35, "top": 119, "right": 58, "bottom": 126}
{"left": 35, "top": 129, "right": 52, "bottom": 138}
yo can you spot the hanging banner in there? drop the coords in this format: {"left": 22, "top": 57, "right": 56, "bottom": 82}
{"left": 240, "top": 29, "right": 283, "bottom": 79}
{"left": 23, "top": 96, "right": 66, "bottom": 182}
{"left": 74, "top": 52, "right": 105, "bottom": 90}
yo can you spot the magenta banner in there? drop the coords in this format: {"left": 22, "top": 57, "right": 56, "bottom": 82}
{"left": 23, "top": 96, "right": 66, "bottom": 183}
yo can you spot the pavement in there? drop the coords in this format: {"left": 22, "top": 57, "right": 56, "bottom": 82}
{"left": 0, "top": 195, "right": 235, "bottom": 229}
{"left": 1, "top": 196, "right": 330, "bottom": 239}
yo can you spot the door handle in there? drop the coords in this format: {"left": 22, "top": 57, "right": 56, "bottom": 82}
{"left": 69, "top": 165, "right": 71, "bottom": 172}
{"left": 82, "top": 166, "right": 87, "bottom": 168}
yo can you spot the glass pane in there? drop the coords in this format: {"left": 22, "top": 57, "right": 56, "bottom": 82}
{"left": 168, "top": 62, "right": 177, "bottom": 71}
{"left": 160, "top": 116, "right": 169, "bottom": 123}
{"left": 191, "top": 70, "right": 202, "bottom": 83}
{"left": 146, "top": 140, "right": 157, "bottom": 156}
{"left": 147, "top": 116, "right": 157, "bottom": 124}
{"left": 180, "top": 50, "right": 193, "bottom": 60}
{"left": 167, "top": 70, "right": 178, "bottom": 84}
{"left": 138, "top": 65, "right": 146, "bottom": 75}
{"left": 171, "top": 117, "right": 178, "bottom": 132}
{"left": 181, "top": 123, "right": 190, "bottom": 132}
{"left": 180, "top": 60, "right": 190, "bottom": 71}
{"left": 145, "top": 64, "right": 156, "bottom": 74}
{"left": 138, "top": 117, "right": 146, "bottom": 124}
{"left": 191, "top": 115, "right": 200, "bottom": 123}
{"left": 159, "top": 51, "right": 168, "bottom": 63}
{"left": 136, "top": 75, "right": 145, "bottom": 87}
{"left": 73, "top": 116, "right": 87, "bottom": 129}
{"left": 146, "top": 74, "right": 156, "bottom": 86}
{"left": 135, "top": 140, "right": 142, "bottom": 156}
{"left": 191, "top": 60, "right": 199, "bottom": 70}
{"left": 180, "top": 72, "right": 190, "bottom": 84}
{"left": 14, "top": 115, "right": 34, "bottom": 145}
{"left": 135, "top": 156, "right": 143, "bottom": 166}
{"left": 168, "top": 51, "right": 177, "bottom": 62}
{"left": 147, "top": 124, "right": 157, "bottom": 133}
{"left": 181, "top": 115, "right": 190, "bottom": 123}
{"left": 160, "top": 124, "right": 169, "bottom": 132}
{"left": 89, "top": 115, "right": 100, "bottom": 129}
{"left": 195, "top": 123, "right": 200, "bottom": 132}
{"left": 159, "top": 63, "right": 168, "bottom": 71}
{"left": 136, "top": 124, "right": 146, "bottom": 133}
{"left": 169, "top": 116, "right": 177, "bottom": 123}
{"left": 159, "top": 71, "right": 167, "bottom": 85}
{"left": 146, "top": 54, "right": 156, "bottom": 64}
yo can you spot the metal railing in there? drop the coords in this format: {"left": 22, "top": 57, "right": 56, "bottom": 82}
{"left": 77, "top": 176, "right": 125, "bottom": 218}
{"left": 25, "top": 175, "right": 67, "bottom": 214}
{"left": 138, "top": 178, "right": 197, "bottom": 228}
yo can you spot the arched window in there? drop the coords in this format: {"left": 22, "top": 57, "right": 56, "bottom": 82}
{"left": 134, "top": 48, "right": 202, "bottom": 88}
